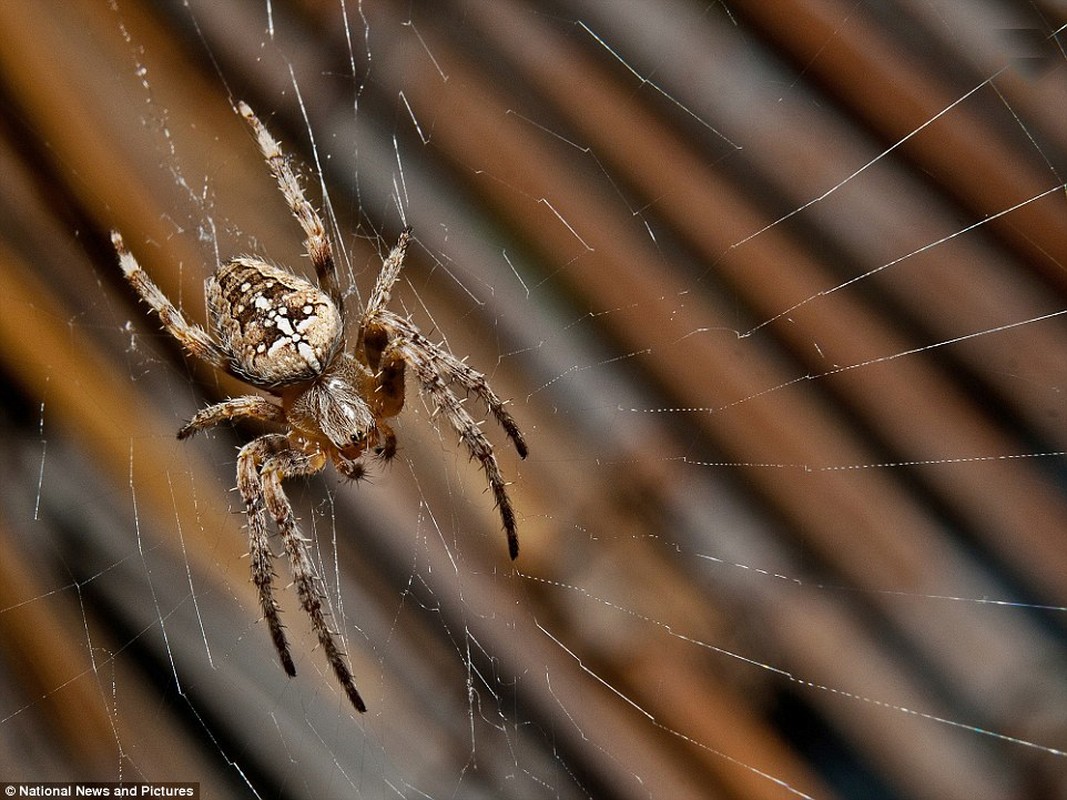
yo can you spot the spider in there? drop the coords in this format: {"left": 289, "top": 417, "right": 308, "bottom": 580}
{"left": 111, "top": 101, "right": 527, "bottom": 713}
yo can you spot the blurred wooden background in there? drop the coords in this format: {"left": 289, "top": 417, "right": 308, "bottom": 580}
{"left": 1, "top": 1, "right": 1067, "bottom": 798}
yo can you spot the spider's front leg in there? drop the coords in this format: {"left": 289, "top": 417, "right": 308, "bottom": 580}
{"left": 258, "top": 440, "right": 368, "bottom": 713}
{"left": 237, "top": 434, "right": 297, "bottom": 679}
{"left": 383, "top": 337, "right": 523, "bottom": 559}
{"left": 365, "top": 315, "right": 527, "bottom": 559}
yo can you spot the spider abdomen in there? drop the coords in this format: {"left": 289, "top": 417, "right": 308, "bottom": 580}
{"left": 209, "top": 256, "right": 343, "bottom": 387}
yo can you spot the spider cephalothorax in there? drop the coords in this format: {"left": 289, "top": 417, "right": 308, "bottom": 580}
{"left": 112, "top": 101, "right": 527, "bottom": 712}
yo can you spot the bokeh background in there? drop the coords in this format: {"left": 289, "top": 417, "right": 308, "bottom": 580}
{"left": 2, "top": 1, "right": 1067, "bottom": 798}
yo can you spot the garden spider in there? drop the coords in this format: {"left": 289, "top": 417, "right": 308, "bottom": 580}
{"left": 111, "top": 101, "right": 527, "bottom": 712}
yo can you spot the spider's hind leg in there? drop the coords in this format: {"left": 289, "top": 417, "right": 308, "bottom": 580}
{"left": 236, "top": 102, "right": 344, "bottom": 315}
{"left": 112, "top": 231, "right": 233, "bottom": 375}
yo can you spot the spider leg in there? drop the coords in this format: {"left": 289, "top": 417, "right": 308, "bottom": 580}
{"left": 260, "top": 444, "right": 367, "bottom": 712}
{"left": 372, "top": 311, "right": 528, "bottom": 459}
{"left": 383, "top": 337, "right": 522, "bottom": 559}
{"left": 237, "top": 434, "right": 296, "bottom": 679}
{"left": 236, "top": 102, "right": 344, "bottom": 316}
{"left": 177, "top": 395, "right": 286, "bottom": 440}
{"left": 112, "top": 231, "right": 232, "bottom": 374}
{"left": 362, "top": 229, "right": 411, "bottom": 320}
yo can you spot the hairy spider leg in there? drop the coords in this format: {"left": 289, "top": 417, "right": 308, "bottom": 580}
{"left": 380, "top": 334, "right": 523, "bottom": 560}
{"left": 112, "top": 231, "right": 234, "bottom": 376}
{"left": 237, "top": 435, "right": 297, "bottom": 679}
{"left": 177, "top": 395, "right": 286, "bottom": 440}
{"left": 362, "top": 229, "right": 412, "bottom": 320}
{"left": 359, "top": 230, "right": 527, "bottom": 466}
{"left": 237, "top": 101, "right": 345, "bottom": 317}
{"left": 258, "top": 437, "right": 367, "bottom": 712}
{"left": 373, "top": 310, "right": 528, "bottom": 459}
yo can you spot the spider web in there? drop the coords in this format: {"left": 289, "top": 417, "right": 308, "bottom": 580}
{"left": 1, "top": 1, "right": 1067, "bottom": 798}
